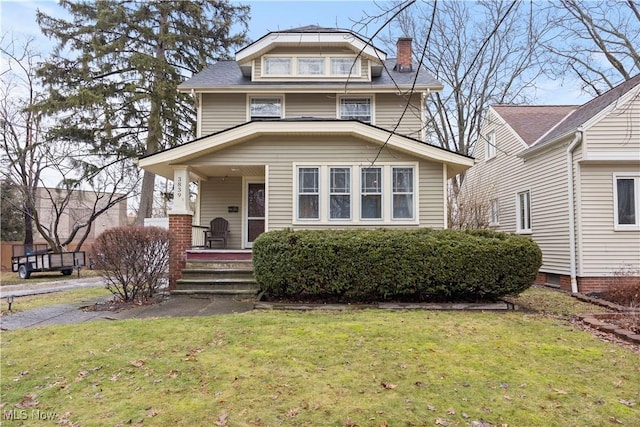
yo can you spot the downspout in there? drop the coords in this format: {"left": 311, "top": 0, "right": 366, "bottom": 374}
{"left": 566, "top": 130, "right": 582, "bottom": 293}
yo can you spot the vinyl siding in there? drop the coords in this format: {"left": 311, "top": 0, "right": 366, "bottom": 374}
{"left": 199, "top": 176, "right": 243, "bottom": 249}
{"left": 285, "top": 93, "right": 336, "bottom": 118}
{"left": 375, "top": 93, "right": 423, "bottom": 139}
{"left": 193, "top": 135, "right": 445, "bottom": 230}
{"left": 201, "top": 93, "right": 246, "bottom": 135}
{"left": 585, "top": 94, "right": 640, "bottom": 156}
{"left": 578, "top": 163, "right": 640, "bottom": 275}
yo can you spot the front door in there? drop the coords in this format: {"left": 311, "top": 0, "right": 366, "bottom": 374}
{"left": 245, "top": 182, "right": 265, "bottom": 248}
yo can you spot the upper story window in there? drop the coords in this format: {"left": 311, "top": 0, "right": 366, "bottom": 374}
{"left": 340, "top": 97, "right": 372, "bottom": 124}
{"left": 486, "top": 131, "right": 496, "bottom": 160}
{"left": 250, "top": 97, "right": 282, "bottom": 119}
{"left": 516, "top": 190, "right": 531, "bottom": 233}
{"left": 614, "top": 173, "right": 640, "bottom": 230}
{"left": 298, "top": 57, "right": 325, "bottom": 75}
{"left": 264, "top": 57, "right": 291, "bottom": 75}
{"left": 489, "top": 198, "right": 499, "bottom": 226}
{"left": 262, "top": 55, "right": 360, "bottom": 78}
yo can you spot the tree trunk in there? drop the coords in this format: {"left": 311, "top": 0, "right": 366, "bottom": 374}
{"left": 137, "top": 170, "right": 155, "bottom": 224}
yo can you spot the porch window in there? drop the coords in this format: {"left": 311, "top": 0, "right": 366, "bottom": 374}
{"left": 298, "top": 57, "right": 325, "bottom": 75}
{"left": 614, "top": 174, "right": 640, "bottom": 229}
{"left": 298, "top": 167, "right": 319, "bottom": 219}
{"left": 361, "top": 167, "right": 382, "bottom": 219}
{"left": 264, "top": 57, "right": 291, "bottom": 75}
{"left": 516, "top": 190, "right": 531, "bottom": 233}
{"left": 340, "top": 97, "right": 372, "bottom": 124}
{"left": 250, "top": 97, "right": 282, "bottom": 119}
{"left": 392, "top": 167, "right": 414, "bottom": 219}
{"left": 329, "top": 167, "right": 351, "bottom": 219}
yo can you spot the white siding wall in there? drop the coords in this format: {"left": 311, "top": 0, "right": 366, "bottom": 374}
{"left": 375, "top": 93, "right": 423, "bottom": 139}
{"left": 285, "top": 93, "right": 336, "bottom": 118}
{"left": 578, "top": 163, "right": 640, "bottom": 275}
{"left": 201, "top": 93, "right": 246, "bottom": 135}
{"left": 194, "top": 135, "right": 445, "bottom": 230}
{"left": 585, "top": 94, "right": 640, "bottom": 156}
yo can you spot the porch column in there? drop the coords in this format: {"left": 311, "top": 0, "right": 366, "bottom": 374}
{"left": 168, "top": 167, "right": 193, "bottom": 290}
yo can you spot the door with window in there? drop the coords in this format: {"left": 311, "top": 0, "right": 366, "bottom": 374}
{"left": 245, "top": 182, "right": 265, "bottom": 248}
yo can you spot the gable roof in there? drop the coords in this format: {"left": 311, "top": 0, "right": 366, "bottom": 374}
{"left": 491, "top": 74, "right": 640, "bottom": 153}
{"left": 138, "top": 119, "right": 474, "bottom": 180}
{"left": 491, "top": 105, "right": 577, "bottom": 146}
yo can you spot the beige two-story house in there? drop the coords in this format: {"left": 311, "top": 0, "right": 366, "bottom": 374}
{"left": 463, "top": 74, "right": 640, "bottom": 293}
{"left": 138, "top": 26, "right": 474, "bottom": 288}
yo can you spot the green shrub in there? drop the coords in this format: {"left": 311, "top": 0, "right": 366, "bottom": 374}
{"left": 253, "top": 228, "right": 542, "bottom": 302}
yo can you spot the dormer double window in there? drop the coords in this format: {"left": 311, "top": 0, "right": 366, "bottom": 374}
{"left": 262, "top": 55, "right": 360, "bottom": 78}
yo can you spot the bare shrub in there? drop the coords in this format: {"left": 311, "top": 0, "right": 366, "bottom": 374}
{"left": 601, "top": 266, "right": 640, "bottom": 308}
{"left": 91, "top": 226, "right": 172, "bottom": 302}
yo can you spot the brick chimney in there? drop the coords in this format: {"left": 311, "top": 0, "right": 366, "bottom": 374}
{"left": 395, "top": 37, "right": 413, "bottom": 72}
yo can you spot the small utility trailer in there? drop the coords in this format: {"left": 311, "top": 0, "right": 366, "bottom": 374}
{"left": 11, "top": 244, "right": 86, "bottom": 279}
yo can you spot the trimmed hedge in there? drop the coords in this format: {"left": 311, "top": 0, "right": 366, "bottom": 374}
{"left": 253, "top": 228, "right": 542, "bottom": 302}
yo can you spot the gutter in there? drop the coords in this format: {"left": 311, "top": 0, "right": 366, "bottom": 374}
{"left": 566, "top": 130, "right": 582, "bottom": 294}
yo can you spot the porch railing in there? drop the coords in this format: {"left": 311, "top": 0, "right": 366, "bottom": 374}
{"left": 191, "top": 225, "right": 208, "bottom": 248}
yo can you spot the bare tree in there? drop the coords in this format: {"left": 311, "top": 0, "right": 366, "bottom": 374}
{"left": 544, "top": 0, "right": 640, "bottom": 94}
{"left": 1, "top": 35, "right": 138, "bottom": 252}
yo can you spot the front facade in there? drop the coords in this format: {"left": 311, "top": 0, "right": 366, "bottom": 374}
{"left": 138, "top": 26, "right": 473, "bottom": 287}
{"left": 463, "top": 75, "right": 640, "bottom": 293}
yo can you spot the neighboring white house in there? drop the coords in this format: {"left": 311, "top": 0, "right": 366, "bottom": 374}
{"left": 463, "top": 74, "right": 640, "bottom": 293}
{"left": 138, "top": 25, "right": 474, "bottom": 288}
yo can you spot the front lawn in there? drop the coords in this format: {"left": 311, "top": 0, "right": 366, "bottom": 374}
{"left": 2, "top": 309, "right": 639, "bottom": 426}
{"left": 1, "top": 287, "right": 110, "bottom": 314}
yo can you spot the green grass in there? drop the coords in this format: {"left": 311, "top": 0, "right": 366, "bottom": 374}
{"left": 2, "top": 309, "right": 639, "bottom": 426}
{"left": 1, "top": 286, "right": 110, "bottom": 313}
{"left": 507, "top": 285, "right": 613, "bottom": 316}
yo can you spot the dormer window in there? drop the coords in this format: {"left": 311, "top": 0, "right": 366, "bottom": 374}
{"left": 264, "top": 57, "right": 291, "bottom": 76}
{"left": 261, "top": 55, "right": 360, "bottom": 78}
{"left": 298, "top": 57, "right": 325, "bottom": 75}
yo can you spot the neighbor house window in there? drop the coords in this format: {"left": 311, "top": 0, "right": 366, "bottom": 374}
{"left": 340, "top": 97, "right": 372, "bottom": 123}
{"left": 331, "top": 57, "right": 357, "bottom": 75}
{"left": 489, "top": 198, "right": 499, "bottom": 225}
{"left": 298, "top": 167, "right": 319, "bottom": 219}
{"left": 614, "top": 174, "right": 640, "bottom": 229}
{"left": 516, "top": 190, "right": 531, "bottom": 233}
{"left": 264, "top": 57, "right": 291, "bottom": 75}
{"left": 298, "top": 57, "right": 325, "bottom": 75}
{"left": 392, "top": 167, "right": 414, "bottom": 219}
{"left": 486, "top": 131, "right": 496, "bottom": 159}
{"left": 250, "top": 97, "right": 282, "bottom": 119}
{"left": 361, "top": 167, "right": 382, "bottom": 219}
{"left": 329, "top": 167, "right": 351, "bottom": 219}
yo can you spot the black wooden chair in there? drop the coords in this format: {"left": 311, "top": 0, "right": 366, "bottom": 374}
{"left": 204, "top": 217, "right": 230, "bottom": 248}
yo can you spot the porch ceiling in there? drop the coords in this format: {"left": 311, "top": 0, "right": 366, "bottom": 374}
{"left": 194, "top": 164, "right": 265, "bottom": 179}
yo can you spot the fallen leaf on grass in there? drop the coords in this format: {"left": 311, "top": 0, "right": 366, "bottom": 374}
{"left": 147, "top": 408, "right": 159, "bottom": 417}
{"left": 618, "top": 399, "right": 635, "bottom": 407}
{"left": 435, "top": 418, "right": 449, "bottom": 426}
{"left": 287, "top": 407, "right": 300, "bottom": 417}
{"left": 131, "top": 359, "right": 145, "bottom": 368}
{"left": 15, "top": 393, "right": 38, "bottom": 408}
{"left": 381, "top": 382, "right": 397, "bottom": 390}
{"left": 609, "top": 416, "right": 623, "bottom": 424}
{"left": 215, "top": 412, "right": 228, "bottom": 426}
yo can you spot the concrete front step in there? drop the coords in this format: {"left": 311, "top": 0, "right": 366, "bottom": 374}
{"left": 181, "top": 268, "right": 254, "bottom": 280}
{"left": 175, "top": 278, "right": 258, "bottom": 290}
{"left": 171, "top": 289, "right": 258, "bottom": 297}
{"left": 185, "top": 259, "right": 253, "bottom": 270}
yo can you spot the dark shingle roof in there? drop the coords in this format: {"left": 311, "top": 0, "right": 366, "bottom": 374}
{"left": 179, "top": 59, "right": 442, "bottom": 90}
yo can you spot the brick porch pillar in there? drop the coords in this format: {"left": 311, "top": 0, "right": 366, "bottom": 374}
{"left": 169, "top": 214, "right": 192, "bottom": 290}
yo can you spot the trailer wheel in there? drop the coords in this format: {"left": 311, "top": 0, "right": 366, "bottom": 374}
{"left": 18, "top": 264, "right": 31, "bottom": 280}
{"left": 61, "top": 269, "right": 73, "bottom": 276}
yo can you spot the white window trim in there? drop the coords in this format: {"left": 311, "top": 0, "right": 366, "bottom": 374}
{"left": 293, "top": 162, "right": 418, "bottom": 225}
{"left": 489, "top": 198, "right": 499, "bottom": 226}
{"left": 262, "top": 54, "right": 361, "bottom": 78}
{"left": 329, "top": 167, "right": 352, "bottom": 220}
{"left": 246, "top": 94, "right": 284, "bottom": 121}
{"left": 337, "top": 94, "right": 375, "bottom": 125}
{"left": 486, "top": 130, "right": 497, "bottom": 160}
{"left": 516, "top": 190, "right": 532, "bottom": 234}
{"left": 613, "top": 172, "right": 640, "bottom": 231}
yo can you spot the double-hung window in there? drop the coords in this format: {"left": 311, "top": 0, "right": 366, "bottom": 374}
{"left": 392, "top": 167, "right": 414, "bottom": 219}
{"left": 250, "top": 97, "right": 282, "bottom": 119}
{"left": 340, "top": 97, "right": 372, "bottom": 124}
{"left": 330, "top": 167, "right": 351, "bottom": 219}
{"left": 489, "top": 198, "right": 499, "bottom": 226}
{"left": 361, "top": 167, "right": 382, "bottom": 219}
{"left": 614, "top": 174, "right": 640, "bottom": 230}
{"left": 298, "top": 167, "right": 319, "bottom": 219}
{"left": 486, "top": 131, "right": 496, "bottom": 159}
{"left": 516, "top": 190, "right": 531, "bottom": 233}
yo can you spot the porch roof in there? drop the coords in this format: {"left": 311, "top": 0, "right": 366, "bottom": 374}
{"left": 137, "top": 119, "right": 475, "bottom": 180}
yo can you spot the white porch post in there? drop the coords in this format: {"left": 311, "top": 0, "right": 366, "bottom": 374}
{"left": 170, "top": 167, "right": 193, "bottom": 216}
